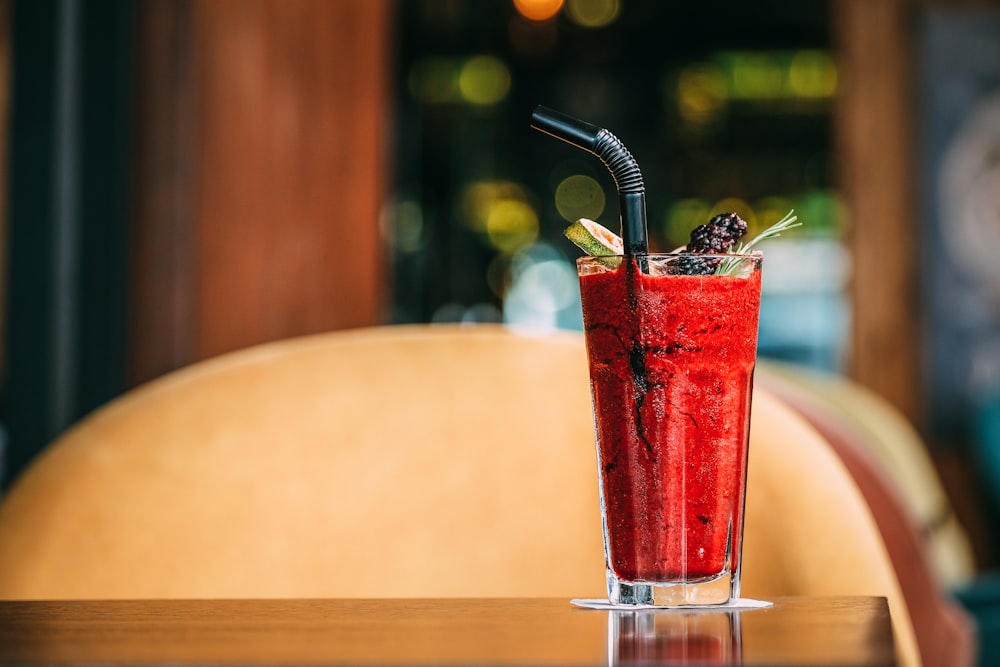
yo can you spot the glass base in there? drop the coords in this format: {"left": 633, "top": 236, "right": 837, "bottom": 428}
{"left": 607, "top": 569, "right": 737, "bottom": 606}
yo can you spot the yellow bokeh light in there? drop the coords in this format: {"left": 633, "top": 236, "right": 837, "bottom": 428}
{"left": 554, "top": 174, "right": 606, "bottom": 222}
{"left": 486, "top": 199, "right": 540, "bottom": 253}
{"left": 729, "top": 54, "right": 784, "bottom": 100}
{"left": 665, "top": 199, "right": 712, "bottom": 248}
{"left": 789, "top": 50, "right": 838, "bottom": 98}
{"left": 462, "top": 180, "right": 529, "bottom": 231}
{"left": 677, "top": 49, "right": 838, "bottom": 109}
{"left": 513, "top": 0, "right": 564, "bottom": 21}
{"left": 458, "top": 56, "right": 512, "bottom": 106}
{"left": 462, "top": 180, "right": 540, "bottom": 253}
{"left": 565, "top": 0, "right": 620, "bottom": 28}
{"left": 676, "top": 64, "right": 727, "bottom": 125}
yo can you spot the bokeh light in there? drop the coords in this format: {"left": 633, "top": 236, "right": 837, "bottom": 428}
{"left": 789, "top": 50, "right": 838, "bottom": 98}
{"left": 728, "top": 53, "right": 784, "bottom": 101}
{"left": 503, "top": 243, "right": 582, "bottom": 331}
{"left": 463, "top": 181, "right": 534, "bottom": 228}
{"left": 672, "top": 49, "right": 839, "bottom": 120}
{"left": 512, "top": 0, "right": 564, "bottom": 22}
{"left": 664, "top": 199, "right": 713, "bottom": 248}
{"left": 795, "top": 189, "right": 845, "bottom": 236}
{"left": 676, "top": 64, "right": 727, "bottom": 127}
{"left": 409, "top": 55, "right": 513, "bottom": 106}
{"left": 554, "top": 174, "right": 606, "bottom": 222}
{"left": 458, "top": 56, "right": 512, "bottom": 106}
{"left": 565, "top": 0, "right": 620, "bottom": 28}
{"left": 485, "top": 199, "right": 540, "bottom": 253}
{"left": 462, "top": 180, "right": 539, "bottom": 253}
{"left": 385, "top": 199, "right": 430, "bottom": 253}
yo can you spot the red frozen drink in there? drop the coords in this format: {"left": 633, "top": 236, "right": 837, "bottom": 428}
{"left": 578, "top": 251, "right": 762, "bottom": 605}
{"left": 528, "top": 107, "right": 789, "bottom": 606}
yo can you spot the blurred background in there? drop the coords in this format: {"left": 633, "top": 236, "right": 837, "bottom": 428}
{"left": 0, "top": 0, "right": 999, "bottom": 586}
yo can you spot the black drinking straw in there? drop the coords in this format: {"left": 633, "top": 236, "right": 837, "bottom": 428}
{"left": 530, "top": 105, "right": 649, "bottom": 257}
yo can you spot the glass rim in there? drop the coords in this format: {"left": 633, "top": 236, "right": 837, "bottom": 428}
{"left": 576, "top": 252, "right": 763, "bottom": 262}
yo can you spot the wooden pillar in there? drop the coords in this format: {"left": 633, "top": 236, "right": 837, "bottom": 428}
{"left": 832, "top": 0, "right": 921, "bottom": 426}
{"left": 131, "top": 0, "right": 390, "bottom": 384}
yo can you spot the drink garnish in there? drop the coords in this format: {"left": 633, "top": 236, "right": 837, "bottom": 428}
{"left": 564, "top": 218, "right": 624, "bottom": 268}
{"left": 687, "top": 212, "right": 749, "bottom": 253}
{"left": 564, "top": 210, "right": 800, "bottom": 276}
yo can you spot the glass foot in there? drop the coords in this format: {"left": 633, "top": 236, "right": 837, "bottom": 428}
{"left": 607, "top": 570, "right": 737, "bottom": 606}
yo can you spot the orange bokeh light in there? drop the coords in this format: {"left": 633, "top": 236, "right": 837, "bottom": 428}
{"left": 513, "top": 0, "right": 564, "bottom": 22}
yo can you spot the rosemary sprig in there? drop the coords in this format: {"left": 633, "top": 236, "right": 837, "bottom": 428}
{"left": 715, "top": 210, "right": 801, "bottom": 276}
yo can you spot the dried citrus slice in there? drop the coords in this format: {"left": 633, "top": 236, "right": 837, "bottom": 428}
{"left": 564, "top": 219, "right": 623, "bottom": 267}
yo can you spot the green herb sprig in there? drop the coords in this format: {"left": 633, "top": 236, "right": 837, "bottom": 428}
{"left": 715, "top": 210, "right": 801, "bottom": 276}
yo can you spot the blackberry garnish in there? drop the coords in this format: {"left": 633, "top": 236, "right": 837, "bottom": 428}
{"left": 686, "top": 212, "right": 748, "bottom": 255}
{"left": 670, "top": 255, "right": 719, "bottom": 275}
{"left": 671, "top": 211, "right": 748, "bottom": 275}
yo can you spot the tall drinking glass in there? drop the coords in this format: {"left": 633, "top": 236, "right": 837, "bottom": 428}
{"left": 577, "top": 252, "right": 763, "bottom": 606}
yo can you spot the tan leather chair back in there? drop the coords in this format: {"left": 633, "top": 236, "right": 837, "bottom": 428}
{"left": 0, "top": 325, "right": 604, "bottom": 598}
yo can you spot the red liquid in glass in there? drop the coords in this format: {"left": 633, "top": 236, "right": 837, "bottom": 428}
{"left": 579, "top": 258, "right": 761, "bottom": 583}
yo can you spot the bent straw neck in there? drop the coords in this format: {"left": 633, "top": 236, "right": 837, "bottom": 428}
{"left": 530, "top": 106, "right": 648, "bottom": 257}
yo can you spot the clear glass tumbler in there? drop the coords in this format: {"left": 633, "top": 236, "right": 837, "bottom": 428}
{"left": 577, "top": 253, "right": 762, "bottom": 605}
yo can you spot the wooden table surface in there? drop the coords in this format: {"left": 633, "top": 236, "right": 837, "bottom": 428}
{"left": 0, "top": 596, "right": 895, "bottom": 666}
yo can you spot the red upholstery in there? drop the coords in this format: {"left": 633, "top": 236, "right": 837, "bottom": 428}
{"left": 759, "top": 370, "right": 976, "bottom": 667}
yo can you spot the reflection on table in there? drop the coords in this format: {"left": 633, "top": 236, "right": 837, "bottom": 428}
{"left": 610, "top": 608, "right": 742, "bottom": 665}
